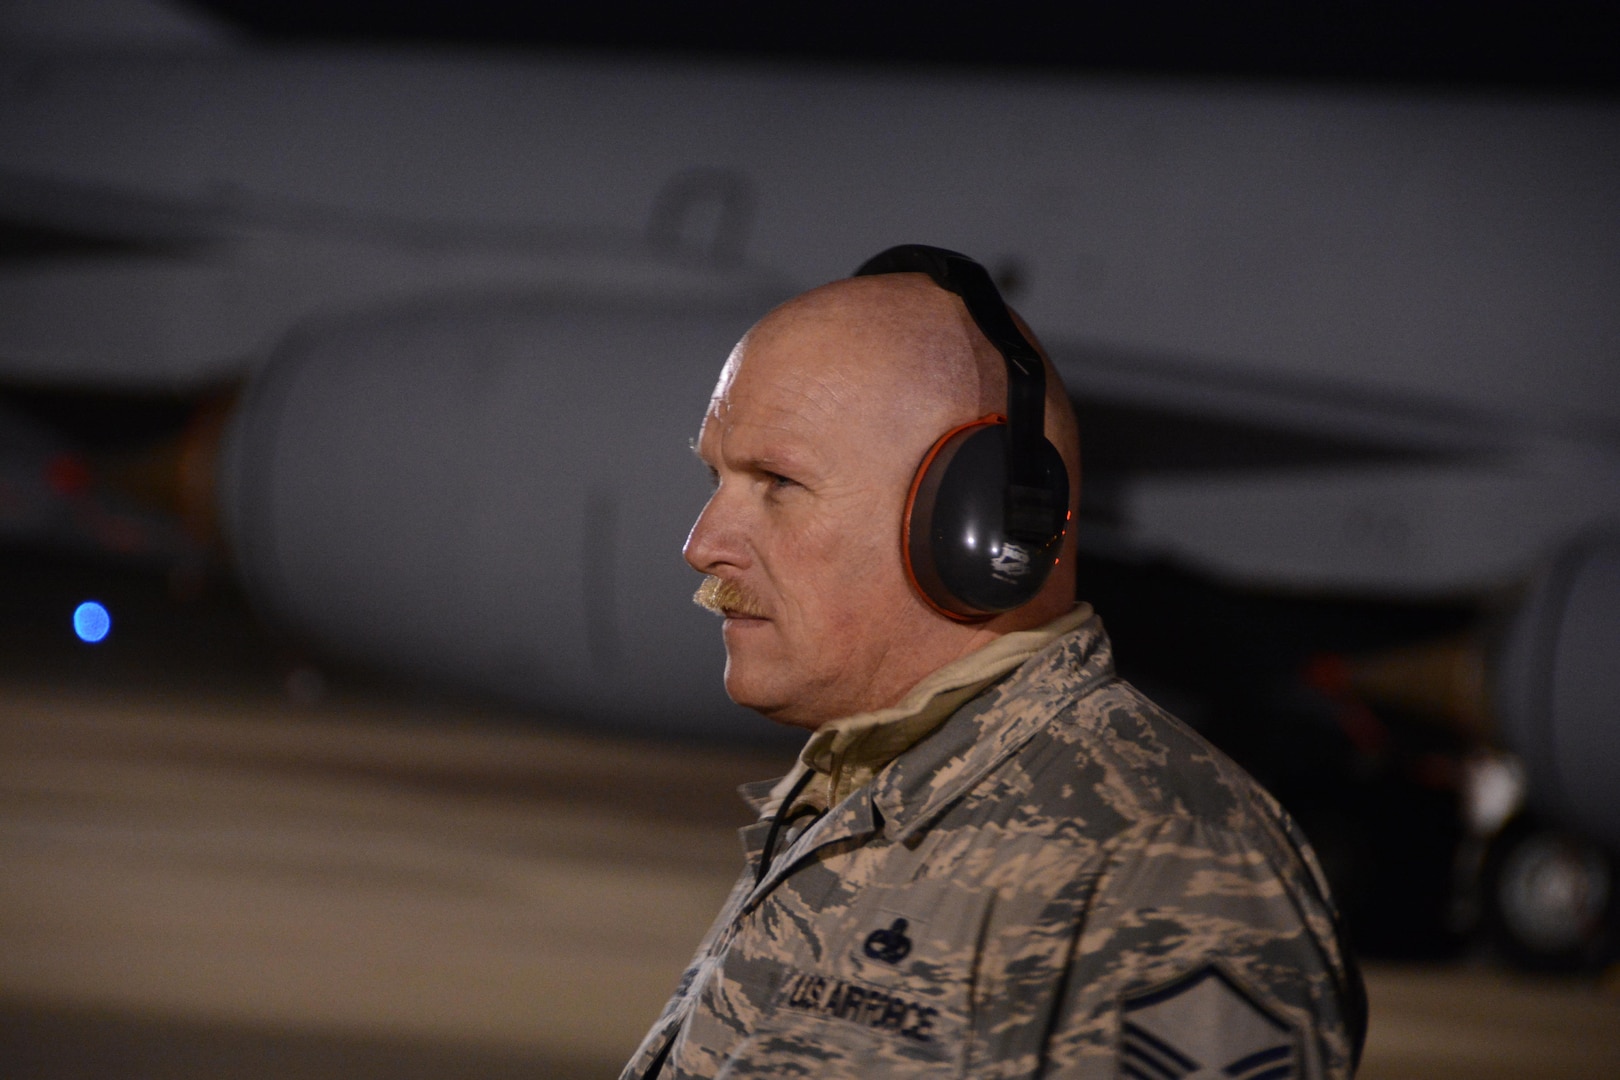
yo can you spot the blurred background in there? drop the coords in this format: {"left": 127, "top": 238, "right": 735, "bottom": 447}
{"left": 2, "top": 1, "right": 1618, "bottom": 1076}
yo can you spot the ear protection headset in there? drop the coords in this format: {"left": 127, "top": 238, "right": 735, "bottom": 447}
{"left": 852, "top": 244, "right": 1071, "bottom": 620}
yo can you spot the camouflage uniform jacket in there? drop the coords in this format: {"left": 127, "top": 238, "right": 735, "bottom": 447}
{"left": 621, "top": 611, "right": 1367, "bottom": 1079}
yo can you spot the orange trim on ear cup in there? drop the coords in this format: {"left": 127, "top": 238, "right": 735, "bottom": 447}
{"left": 902, "top": 413, "right": 1006, "bottom": 622}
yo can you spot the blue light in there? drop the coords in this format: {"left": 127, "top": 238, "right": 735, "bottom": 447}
{"left": 73, "top": 601, "right": 110, "bottom": 644}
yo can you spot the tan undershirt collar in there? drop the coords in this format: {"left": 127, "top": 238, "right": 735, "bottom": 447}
{"left": 795, "top": 603, "right": 1093, "bottom": 812}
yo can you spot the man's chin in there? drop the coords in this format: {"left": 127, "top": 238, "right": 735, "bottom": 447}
{"left": 722, "top": 660, "right": 815, "bottom": 730}
{"left": 723, "top": 683, "right": 827, "bottom": 732}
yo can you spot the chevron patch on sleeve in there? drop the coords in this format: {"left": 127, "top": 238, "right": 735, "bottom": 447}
{"left": 1119, "top": 966, "right": 1298, "bottom": 1080}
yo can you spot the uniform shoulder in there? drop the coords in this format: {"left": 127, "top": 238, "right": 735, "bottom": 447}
{"left": 1015, "top": 673, "right": 1286, "bottom": 842}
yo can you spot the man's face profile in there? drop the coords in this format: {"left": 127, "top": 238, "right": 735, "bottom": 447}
{"left": 682, "top": 280, "right": 972, "bottom": 729}
{"left": 683, "top": 275, "right": 1079, "bottom": 729}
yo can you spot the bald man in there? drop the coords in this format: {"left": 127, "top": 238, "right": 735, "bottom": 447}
{"left": 620, "top": 250, "right": 1365, "bottom": 1079}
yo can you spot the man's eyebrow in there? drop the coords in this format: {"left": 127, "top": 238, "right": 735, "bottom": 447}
{"left": 687, "top": 431, "right": 814, "bottom": 478}
{"left": 750, "top": 452, "right": 799, "bottom": 475}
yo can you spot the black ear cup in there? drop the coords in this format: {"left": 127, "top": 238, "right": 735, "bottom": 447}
{"left": 856, "top": 243, "right": 1073, "bottom": 618}
{"left": 905, "top": 419, "right": 1070, "bottom": 619}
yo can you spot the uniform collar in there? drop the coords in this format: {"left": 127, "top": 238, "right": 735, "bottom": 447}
{"left": 795, "top": 603, "right": 1095, "bottom": 811}
{"left": 740, "top": 605, "right": 1111, "bottom": 831}
{"left": 733, "top": 610, "right": 1115, "bottom": 909}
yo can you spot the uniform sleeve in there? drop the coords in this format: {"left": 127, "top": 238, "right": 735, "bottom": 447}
{"left": 1034, "top": 814, "right": 1361, "bottom": 1080}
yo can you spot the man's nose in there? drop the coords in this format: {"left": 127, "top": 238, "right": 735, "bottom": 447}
{"left": 683, "top": 490, "right": 745, "bottom": 574}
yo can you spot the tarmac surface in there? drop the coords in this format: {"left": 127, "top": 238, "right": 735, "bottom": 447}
{"left": 0, "top": 549, "right": 1617, "bottom": 1078}
{"left": 4, "top": 681, "right": 1619, "bottom": 1079}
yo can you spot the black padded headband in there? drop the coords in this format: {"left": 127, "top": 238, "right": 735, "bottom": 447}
{"left": 853, "top": 244, "right": 1055, "bottom": 538}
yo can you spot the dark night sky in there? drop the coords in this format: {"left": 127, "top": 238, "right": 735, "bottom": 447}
{"left": 193, "top": 1, "right": 1617, "bottom": 94}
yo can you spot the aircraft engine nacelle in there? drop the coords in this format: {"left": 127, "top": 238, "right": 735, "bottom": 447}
{"left": 1495, "top": 535, "right": 1620, "bottom": 851}
{"left": 218, "top": 294, "right": 774, "bottom": 739}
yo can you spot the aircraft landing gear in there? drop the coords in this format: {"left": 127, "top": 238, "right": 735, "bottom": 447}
{"left": 1479, "top": 815, "right": 1620, "bottom": 973}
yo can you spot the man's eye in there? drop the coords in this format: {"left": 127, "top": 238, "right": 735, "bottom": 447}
{"left": 766, "top": 472, "right": 797, "bottom": 489}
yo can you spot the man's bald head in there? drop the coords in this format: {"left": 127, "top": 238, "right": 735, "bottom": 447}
{"left": 684, "top": 271, "right": 1081, "bottom": 728}
{"left": 734, "top": 275, "right": 1080, "bottom": 502}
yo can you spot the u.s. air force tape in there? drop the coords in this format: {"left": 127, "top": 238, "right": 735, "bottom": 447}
{"left": 778, "top": 969, "right": 939, "bottom": 1043}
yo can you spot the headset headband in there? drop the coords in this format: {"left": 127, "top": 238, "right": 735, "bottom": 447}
{"left": 852, "top": 244, "right": 1056, "bottom": 542}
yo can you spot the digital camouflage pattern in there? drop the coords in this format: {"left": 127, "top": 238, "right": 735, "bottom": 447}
{"left": 621, "top": 611, "right": 1367, "bottom": 1079}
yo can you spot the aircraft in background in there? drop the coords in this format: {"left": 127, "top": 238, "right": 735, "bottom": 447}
{"left": 2, "top": 0, "right": 1617, "bottom": 966}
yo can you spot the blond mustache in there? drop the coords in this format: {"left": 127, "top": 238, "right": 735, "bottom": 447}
{"left": 693, "top": 576, "right": 769, "bottom": 618}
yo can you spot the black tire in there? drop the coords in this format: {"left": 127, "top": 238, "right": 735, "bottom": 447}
{"left": 1480, "top": 815, "right": 1620, "bottom": 972}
